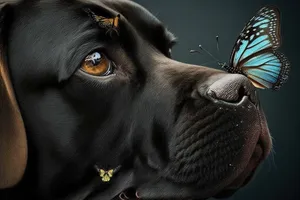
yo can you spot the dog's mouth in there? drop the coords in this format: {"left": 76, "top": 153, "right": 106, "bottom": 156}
{"left": 86, "top": 95, "right": 271, "bottom": 200}
{"left": 118, "top": 96, "right": 271, "bottom": 200}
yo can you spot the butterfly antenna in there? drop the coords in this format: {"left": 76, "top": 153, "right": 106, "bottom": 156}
{"left": 216, "top": 35, "right": 220, "bottom": 53}
{"left": 198, "top": 44, "right": 220, "bottom": 63}
{"left": 215, "top": 36, "right": 226, "bottom": 67}
{"left": 94, "top": 165, "right": 100, "bottom": 172}
{"left": 190, "top": 38, "right": 228, "bottom": 69}
{"left": 216, "top": 35, "right": 221, "bottom": 60}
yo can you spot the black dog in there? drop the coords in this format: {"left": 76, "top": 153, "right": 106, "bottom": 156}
{"left": 0, "top": 0, "right": 272, "bottom": 199}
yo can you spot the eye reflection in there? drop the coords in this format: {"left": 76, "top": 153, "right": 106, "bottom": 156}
{"left": 80, "top": 51, "right": 113, "bottom": 76}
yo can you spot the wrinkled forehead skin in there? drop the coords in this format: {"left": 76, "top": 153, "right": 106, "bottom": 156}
{"left": 3, "top": 0, "right": 271, "bottom": 200}
{"left": 9, "top": 0, "right": 180, "bottom": 84}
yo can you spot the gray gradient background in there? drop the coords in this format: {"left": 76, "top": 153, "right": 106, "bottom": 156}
{"left": 134, "top": 0, "right": 300, "bottom": 199}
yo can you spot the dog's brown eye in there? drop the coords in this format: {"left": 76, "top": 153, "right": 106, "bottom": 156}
{"left": 81, "top": 52, "right": 113, "bottom": 76}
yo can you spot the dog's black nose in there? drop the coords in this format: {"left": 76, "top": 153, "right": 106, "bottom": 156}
{"left": 199, "top": 74, "right": 258, "bottom": 105}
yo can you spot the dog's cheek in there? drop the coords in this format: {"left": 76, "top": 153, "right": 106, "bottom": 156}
{"left": 61, "top": 74, "right": 135, "bottom": 116}
{"left": 162, "top": 98, "right": 262, "bottom": 189}
{"left": 62, "top": 75, "right": 117, "bottom": 107}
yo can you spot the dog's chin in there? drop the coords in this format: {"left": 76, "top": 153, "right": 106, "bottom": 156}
{"left": 132, "top": 96, "right": 271, "bottom": 200}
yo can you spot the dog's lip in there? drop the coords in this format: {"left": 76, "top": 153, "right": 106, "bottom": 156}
{"left": 214, "top": 144, "right": 263, "bottom": 198}
{"left": 257, "top": 107, "right": 272, "bottom": 159}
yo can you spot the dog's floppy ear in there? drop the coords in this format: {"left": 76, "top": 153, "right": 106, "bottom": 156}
{"left": 0, "top": 2, "right": 27, "bottom": 189}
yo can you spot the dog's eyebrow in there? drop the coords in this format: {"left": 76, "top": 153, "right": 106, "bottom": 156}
{"left": 165, "top": 29, "right": 177, "bottom": 47}
{"left": 154, "top": 23, "right": 177, "bottom": 52}
{"left": 155, "top": 22, "right": 177, "bottom": 47}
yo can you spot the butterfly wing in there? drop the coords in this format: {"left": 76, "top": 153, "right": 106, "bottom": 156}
{"left": 229, "top": 6, "right": 281, "bottom": 70}
{"left": 95, "top": 15, "right": 119, "bottom": 29}
{"left": 107, "top": 169, "right": 114, "bottom": 177}
{"left": 100, "top": 169, "right": 111, "bottom": 182}
{"left": 112, "top": 15, "right": 120, "bottom": 28}
{"left": 102, "top": 174, "right": 110, "bottom": 182}
{"left": 99, "top": 169, "right": 106, "bottom": 177}
{"left": 242, "top": 51, "right": 290, "bottom": 90}
{"left": 99, "top": 169, "right": 114, "bottom": 182}
{"left": 227, "top": 6, "right": 289, "bottom": 90}
{"left": 97, "top": 18, "right": 113, "bottom": 28}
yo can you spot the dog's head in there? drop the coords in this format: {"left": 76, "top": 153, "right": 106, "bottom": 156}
{"left": 0, "top": 0, "right": 271, "bottom": 199}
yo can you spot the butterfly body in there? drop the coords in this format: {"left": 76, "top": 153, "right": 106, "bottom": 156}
{"left": 94, "top": 165, "right": 121, "bottom": 183}
{"left": 226, "top": 6, "right": 290, "bottom": 90}
{"left": 94, "top": 14, "right": 120, "bottom": 30}
{"left": 84, "top": 9, "right": 120, "bottom": 36}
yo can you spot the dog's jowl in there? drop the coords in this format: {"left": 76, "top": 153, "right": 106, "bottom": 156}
{"left": 0, "top": 0, "right": 271, "bottom": 199}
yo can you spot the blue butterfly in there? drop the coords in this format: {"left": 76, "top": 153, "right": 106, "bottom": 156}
{"left": 223, "top": 6, "right": 290, "bottom": 90}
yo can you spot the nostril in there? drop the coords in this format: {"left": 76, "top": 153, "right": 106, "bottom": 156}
{"left": 200, "top": 74, "right": 258, "bottom": 105}
{"left": 207, "top": 86, "right": 248, "bottom": 103}
{"left": 207, "top": 89, "right": 217, "bottom": 99}
{"left": 237, "top": 86, "right": 247, "bottom": 102}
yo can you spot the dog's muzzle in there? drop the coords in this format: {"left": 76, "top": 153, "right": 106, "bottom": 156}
{"left": 135, "top": 74, "right": 271, "bottom": 199}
